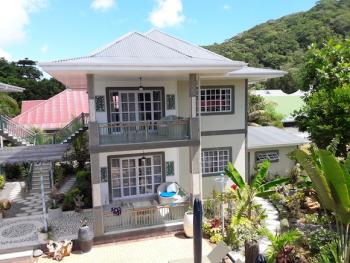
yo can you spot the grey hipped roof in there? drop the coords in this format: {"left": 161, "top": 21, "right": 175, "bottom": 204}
{"left": 248, "top": 126, "right": 308, "bottom": 150}
{"left": 40, "top": 30, "right": 245, "bottom": 68}
{"left": 0, "top": 144, "right": 68, "bottom": 164}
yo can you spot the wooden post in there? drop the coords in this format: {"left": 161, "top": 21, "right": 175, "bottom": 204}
{"left": 245, "top": 240, "right": 259, "bottom": 263}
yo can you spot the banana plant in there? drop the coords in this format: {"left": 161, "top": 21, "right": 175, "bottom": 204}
{"left": 294, "top": 148, "right": 350, "bottom": 262}
{"left": 225, "top": 160, "right": 290, "bottom": 198}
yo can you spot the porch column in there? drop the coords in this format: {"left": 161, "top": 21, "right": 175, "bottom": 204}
{"left": 189, "top": 74, "right": 202, "bottom": 201}
{"left": 87, "top": 74, "right": 104, "bottom": 237}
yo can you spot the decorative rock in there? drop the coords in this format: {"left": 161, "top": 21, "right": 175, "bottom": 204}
{"left": 33, "top": 249, "right": 43, "bottom": 257}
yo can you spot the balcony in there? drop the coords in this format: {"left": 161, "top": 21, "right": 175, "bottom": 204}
{"left": 97, "top": 117, "right": 199, "bottom": 145}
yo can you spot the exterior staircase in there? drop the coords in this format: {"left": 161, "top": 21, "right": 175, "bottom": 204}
{"left": 0, "top": 115, "right": 36, "bottom": 146}
{"left": 29, "top": 162, "right": 53, "bottom": 194}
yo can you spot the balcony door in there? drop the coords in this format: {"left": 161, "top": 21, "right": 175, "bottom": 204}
{"left": 109, "top": 89, "right": 163, "bottom": 124}
{"left": 110, "top": 154, "right": 163, "bottom": 199}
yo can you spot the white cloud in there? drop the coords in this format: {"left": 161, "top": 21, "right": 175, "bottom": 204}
{"left": 40, "top": 44, "right": 48, "bottom": 53}
{"left": 0, "top": 48, "right": 12, "bottom": 61}
{"left": 223, "top": 4, "right": 231, "bottom": 11}
{"left": 149, "top": 0, "right": 185, "bottom": 28}
{"left": 0, "top": 0, "right": 46, "bottom": 46}
{"left": 91, "top": 0, "right": 115, "bottom": 11}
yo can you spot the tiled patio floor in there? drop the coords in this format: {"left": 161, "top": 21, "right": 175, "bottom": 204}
{"left": 37, "top": 235, "right": 213, "bottom": 263}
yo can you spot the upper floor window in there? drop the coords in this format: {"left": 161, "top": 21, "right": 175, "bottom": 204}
{"left": 201, "top": 148, "right": 230, "bottom": 175}
{"left": 199, "top": 87, "right": 232, "bottom": 114}
{"left": 256, "top": 151, "right": 279, "bottom": 163}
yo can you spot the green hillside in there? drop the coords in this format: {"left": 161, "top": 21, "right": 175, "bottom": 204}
{"left": 205, "top": 0, "right": 350, "bottom": 93}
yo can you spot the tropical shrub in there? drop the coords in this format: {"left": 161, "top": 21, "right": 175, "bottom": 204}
{"left": 76, "top": 170, "right": 92, "bottom": 208}
{"left": 63, "top": 188, "right": 81, "bottom": 211}
{"left": 294, "top": 148, "right": 350, "bottom": 262}
{"left": 0, "top": 175, "right": 5, "bottom": 189}
{"left": 3, "top": 163, "right": 27, "bottom": 180}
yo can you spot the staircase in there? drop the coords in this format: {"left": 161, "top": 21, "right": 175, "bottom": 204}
{"left": 0, "top": 113, "right": 89, "bottom": 146}
{"left": 0, "top": 115, "right": 36, "bottom": 146}
{"left": 30, "top": 162, "right": 53, "bottom": 194}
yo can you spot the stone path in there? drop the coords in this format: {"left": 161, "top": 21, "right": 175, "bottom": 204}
{"left": 0, "top": 181, "right": 23, "bottom": 200}
{"left": 254, "top": 197, "right": 280, "bottom": 253}
{"left": 0, "top": 210, "right": 93, "bottom": 253}
{"left": 7, "top": 192, "right": 49, "bottom": 217}
{"left": 59, "top": 176, "right": 76, "bottom": 194}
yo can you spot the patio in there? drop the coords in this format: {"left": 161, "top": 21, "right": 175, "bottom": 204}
{"left": 37, "top": 234, "right": 213, "bottom": 263}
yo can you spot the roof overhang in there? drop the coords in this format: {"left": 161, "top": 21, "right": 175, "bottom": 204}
{"left": 248, "top": 142, "right": 306, "bottom": 150}
{"left": 0, "top": 82, "right": 25, "bottom": 93}
{"left": 226, "top": 67, "right": 287, "bottom": 82}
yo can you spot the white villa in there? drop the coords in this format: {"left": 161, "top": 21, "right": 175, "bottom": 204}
{"left": 39, "top": 29, "right": 286, "bottom": 237}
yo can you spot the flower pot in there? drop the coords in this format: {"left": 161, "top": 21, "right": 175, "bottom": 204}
{"left": 48, "top": 207, "right": 62, "bottom": 219}
{"left": 78, "top": 225, "right": 93, "bottom": 253}
{"left": 37, "top": 232, "right": 48, "bottom": 244}
{"left": 183, "top": 212, "right": 193, "bottom": 238}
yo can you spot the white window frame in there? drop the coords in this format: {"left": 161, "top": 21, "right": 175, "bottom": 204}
{"left": 199, "top": 87, "right": 233, "bottom": 114}
{"left": 201, "top": 148, "right": 231, "bottom": 176}
{"left": 255, "top": 150, "right": 279, "bottom": 163}
{"left": 110, "top": 154, "right": 163, "bottom": 200}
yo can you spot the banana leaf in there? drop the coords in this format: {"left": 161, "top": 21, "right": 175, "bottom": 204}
{"left": 252, "top": 160, "right": 270, "bottom": 188}
{"left": 225, "top": 162, "right": 246, "bottom": 189}
{"left": 258, "top": 177, "right": 290, "bottom": 192}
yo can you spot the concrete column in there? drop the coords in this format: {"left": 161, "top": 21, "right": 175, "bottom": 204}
{"left": 244, "top": 79, "right": 249, "bottom": 183}
{"left": 189, "top": 74, "right": 202, "bottom": 201}
{"left": 87, "top": 75, "right": 104, "bottom": 237}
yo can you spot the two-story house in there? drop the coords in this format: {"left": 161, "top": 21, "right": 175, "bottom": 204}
{"left": 40, "top": 29, "right": 285, "bottom": 237}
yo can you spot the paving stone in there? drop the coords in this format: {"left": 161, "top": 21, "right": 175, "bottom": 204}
{"left": 33, "top": 249, "right": 43, "bottom": 257}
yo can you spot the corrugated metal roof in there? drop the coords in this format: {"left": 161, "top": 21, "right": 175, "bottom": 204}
{"left": 40, "top": 30, "right": 245, "bottom": 68}
{"left": 227, "top": 67, "right": 286, "bottom": 80}
{"left": 21, "top": 100, "right": 45, "bottom": 113}
{"left": 12, "top": 89, "right": 88, "bottom": 130}
{"left": 0, "top": 82, "right": 25, "bottom": 93}
{"left": 0, "top": 144, "right": 68, "bottom": 164}
{"left": 248, "top": 126, "right": 308, "bottom": 150}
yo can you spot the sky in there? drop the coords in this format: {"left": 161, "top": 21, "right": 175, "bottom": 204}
{"left": 0, "top": 0, "right": 318, "bottom": 63}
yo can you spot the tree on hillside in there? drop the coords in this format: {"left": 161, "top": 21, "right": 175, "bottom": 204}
{"left": 204, "top": 0, "right": 350, "bottom": 93}
{"left": 0, "top": 93, "right": 19, "bottom": 117}
{"left": 0, "top": 58, "right": 64, "bottom": 107}
{"left": 294, "top": 39, "right": 350, "bottom": 156}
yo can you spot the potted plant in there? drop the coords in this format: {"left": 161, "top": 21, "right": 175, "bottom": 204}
{"left": 0, "top": 199, "right": 11, "bottom": 220}
{"left": 183, "top": 206, "right": 193, "bottom": 238}
{"left": 37, "top": 226, "right": 53, "bottom": 244}
{"left": 48, "top": 199, "right": 62, "bottom": 219}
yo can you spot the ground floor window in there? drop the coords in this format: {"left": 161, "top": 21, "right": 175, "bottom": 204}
{"left": 110, "top": 154, "right": 163, "bottom": 199}
{"left": 255, "top": 150, "right": 279, "bottom": 163}
{"left": 201, "top": 148, "right": 230, "bottom": 175}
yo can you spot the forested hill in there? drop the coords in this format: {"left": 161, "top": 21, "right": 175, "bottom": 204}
{"left": 205, "top": 0, "right": 350, "bottom": 93}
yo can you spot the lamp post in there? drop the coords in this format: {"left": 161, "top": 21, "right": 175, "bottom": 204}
{"left": 215, "top": 173, "right": 227, "bottom": 235}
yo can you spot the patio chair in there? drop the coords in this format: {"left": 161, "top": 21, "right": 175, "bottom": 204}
{"left": 157, "top": 182, "right": 188, "bottom": 205}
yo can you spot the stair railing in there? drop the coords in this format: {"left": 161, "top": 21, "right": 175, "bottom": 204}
{"left": 26, "top": 162, "right": 34, "bottom": 192}
{"left": 0, "top": 115, "right": 37, "bottom": 146}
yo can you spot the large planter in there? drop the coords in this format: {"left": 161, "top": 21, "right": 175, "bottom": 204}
{"left": 48, "top": 207, "right": 62, "bottom": 219}
{"left": 37, "top": 232, "right": 48, "bottom": 244}
{"left": 183, "top": 212, "right": 193, "bottom": 238}
{"left": 78, "top": 225, "right": 93, "bottom": 253}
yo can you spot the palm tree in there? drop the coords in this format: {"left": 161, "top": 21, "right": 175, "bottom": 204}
{"left": 294, "top": 148, "right": 350, "bottom": 262}
{"left": 0, "top": 93, "right": 19, "bottom": 117}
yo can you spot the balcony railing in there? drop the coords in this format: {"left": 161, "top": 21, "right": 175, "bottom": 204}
{"left": 103, "top": 202, "right": 188, "bottom": 233}
{"left": 98, "top": 119, "right": 191, "bottom": 145}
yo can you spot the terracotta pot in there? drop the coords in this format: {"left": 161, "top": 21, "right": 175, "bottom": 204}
{"left": 37, "top": 232, "right": 48, "bottom": 244}
{"left": 48, "top": 207, "right": 62, "bottom": 219}
{"left": 183, "top": 212, "right": 193, "bottom": 238}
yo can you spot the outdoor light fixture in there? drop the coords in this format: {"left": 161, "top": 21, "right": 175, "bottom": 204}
{"left": 139, "top": 77, "right": 143, "bottom": 90}
{"left": 141, "top": 150, "right": 146, "bottom": 163}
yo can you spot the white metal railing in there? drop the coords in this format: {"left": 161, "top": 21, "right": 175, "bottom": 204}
{"left": 103, "top": 202, "right": 188, "bottom": 233}
{"left": 98, "top": 119, "right": 190, "bottom": 145}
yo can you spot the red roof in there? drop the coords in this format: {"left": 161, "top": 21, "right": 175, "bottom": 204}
{"left": 21, "top": 100, "right": 45, "bottom": 113}
{"left": 13, "top": 89, "right": 89, "bottom": 130}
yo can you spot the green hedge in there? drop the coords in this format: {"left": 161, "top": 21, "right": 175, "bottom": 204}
{"left": 63, "top": 188, "right": 82, "bottom": 211}
{"left": 0, "top": 175, "right": 5, "bottom": 189}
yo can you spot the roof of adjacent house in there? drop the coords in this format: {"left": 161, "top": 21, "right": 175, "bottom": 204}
{"left": 248, "top": 126, "right": 309, "bottom": 150}
{"left": 251, "top": 90, "right": 305, "bottom": 122}
{"left": 0, "top": 82, "right": 25, "bottom": 93}
{"left": 227, "top": 67, "right": 286, "bottom": 80}
{"left": 12, "top": 89, "right": 88, "bottom": 130}
{"left": 40, "top": 30, "right": 245, "bottom": 69}
{"left": 21, "top": 100, "right": 45, "bottom": 113}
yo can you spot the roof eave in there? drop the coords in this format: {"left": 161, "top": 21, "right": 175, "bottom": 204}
{"left": 248, "top": 142, "right": 308, "bottom": 150}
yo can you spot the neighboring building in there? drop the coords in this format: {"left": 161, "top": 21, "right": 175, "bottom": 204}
{"left": 40, "top": 29, "right": 285, "bottom": 237}
{"left": 0, "top": 82, "right": 25, "bottom": 93}
{"left": 13, "top": 89, "right": 88, "bottom": 131}
{"left": 251, "top": 89, "right": 305, "bottom": 125}
{"left": 248, "top": 126, "right": 308, "bottom": 177}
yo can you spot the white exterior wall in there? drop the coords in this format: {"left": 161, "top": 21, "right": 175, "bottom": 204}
{"left": 248, "top": 146, "right": 297, "bottom": 178}
{"left": 96, "top": 147, "right": 181, "bottom": 204}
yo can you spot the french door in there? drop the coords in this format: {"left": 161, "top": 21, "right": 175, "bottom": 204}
{"left": 109, "top": 90, "right": 162, "bottom": 124}
{"left": 110, "top": 154, "right": 163, "bottom": 199}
